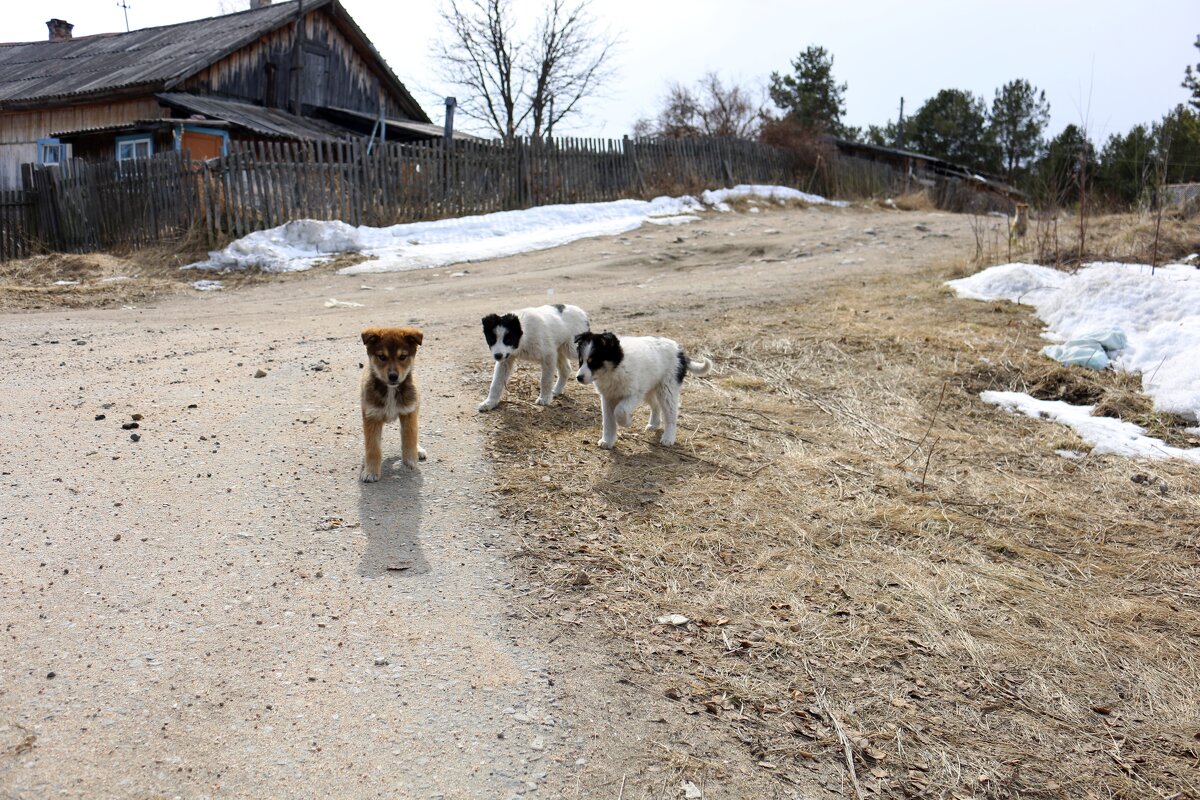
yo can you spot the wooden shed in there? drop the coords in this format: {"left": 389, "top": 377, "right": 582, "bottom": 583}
{"left": 0, "top": 0, "right": 446, "bottom": 190}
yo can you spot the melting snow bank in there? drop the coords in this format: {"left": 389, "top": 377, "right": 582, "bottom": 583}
{"left": 950, "top": 261, "right": 1200, "bottom": 462}
{"left": 948, "top": 261, "right": 1200, "bottom": 419}
{"left": 982, "top": 392, "right": 1200, "bottom": 464}
{"left": 183, "top": 185, "right": 843, "bottom": 275}
{"left": 701, "top": 185, "right": 849, "bottom": 211}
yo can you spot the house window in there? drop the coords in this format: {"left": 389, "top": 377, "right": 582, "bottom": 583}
{"left": 37, "top": 138, "right": 64, "bottom": 165}
{"left": 115, "top": 134, "right": 153, "bottom": 162}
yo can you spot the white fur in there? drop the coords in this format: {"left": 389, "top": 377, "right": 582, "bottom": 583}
{"left": 576, "top": 335, "right": 712, "bottom": 449}
{"left": 478, "top": 304, "right": 589, "bottom": 411}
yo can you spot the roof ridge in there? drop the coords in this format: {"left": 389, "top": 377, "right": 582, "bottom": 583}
{"left": 0, "top": 0, "right": 302, "bottom": 47}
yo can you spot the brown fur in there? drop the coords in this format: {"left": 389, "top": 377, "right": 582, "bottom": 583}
{"left": 1010, "top": 202, "right": 1029, "bottom": 239}
{"left": 359, "top": 326, "right": 425, "bottom": 482}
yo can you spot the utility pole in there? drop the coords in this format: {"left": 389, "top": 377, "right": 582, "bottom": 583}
{"left": 896, "top": 97, "right": 905, "bottom": 149}
{"left": 117, "top": 0, "right": 131, "bottom": 32}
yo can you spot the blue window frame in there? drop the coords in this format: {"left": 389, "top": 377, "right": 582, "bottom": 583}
{"left": 37, "top": 137, "right": 64, "bottom": 165}
{"left": 115, "top": 133, "right": 153, "bottom": 162}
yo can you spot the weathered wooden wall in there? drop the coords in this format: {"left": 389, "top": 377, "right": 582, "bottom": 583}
{"left": 0, "top": 99, "right": 164, "bottom": 190}
{"left": 181, "top": 11, "right": 406, "bottom": 118}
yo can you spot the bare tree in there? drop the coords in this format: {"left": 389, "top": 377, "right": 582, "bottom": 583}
{"left": 639, "top": 73, "right": 763, "bottom": 140}
{"left": 694, "top": 73, "right": 761, "bottom": 138}
{"left": 526, "top": 0, "right": 618, "bottom": 139}
{"left": 433, "top": 0, "right": 618, "bottom": 141}
{"left": 433, "top": 0, "right": 523, "bottom": 141}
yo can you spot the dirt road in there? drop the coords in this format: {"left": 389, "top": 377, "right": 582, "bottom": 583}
{"left": 0, "top": 205, "right": 979, "bottom": 798}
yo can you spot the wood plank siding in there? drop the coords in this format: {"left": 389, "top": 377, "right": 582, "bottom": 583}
{"left": 0, "top": 99, "right": 163, "bottom": 189}
{"left": 0, "top": 1, "right": 429, "bottom": 189}
{"left": 180, "top": 11, "right": 406, "bottom": 119}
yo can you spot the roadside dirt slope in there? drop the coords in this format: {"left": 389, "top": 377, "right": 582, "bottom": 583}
{"left": 1, "top": 205, "right": 987, "bottom": 799}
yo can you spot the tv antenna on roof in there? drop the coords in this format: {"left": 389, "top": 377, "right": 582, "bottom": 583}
{"left": 117, "top": 0, "right": 132, "bottom": 32}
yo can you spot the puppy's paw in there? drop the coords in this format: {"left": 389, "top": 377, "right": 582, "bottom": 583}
{"left": 360, "top": 467, "right": 381, "bottom": 483}
{"left": 401, "top": 459, "right": 420, "bottom": 470}
{"left": 477, "top": 400, "right": 497, "bottom": 412}
{"left": 597, "top": 438, "right": 615, "bottom": 449}
{"left": 535, "top": 395, "right": 553, "bottom": 406}
{"left": 658, "top": 435, "right": 676, "bottom": 447}
{"left": 417, "top": 446, "right": 427, "bottom": 461}
{"left": 645, "top": 421, "right": 662, "bottom": 432}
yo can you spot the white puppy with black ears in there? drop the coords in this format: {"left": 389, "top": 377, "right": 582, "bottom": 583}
{"left": 574, "top": 331, "right": 712, "bottom": 449}
{"left": 478, "top": 303, "right": 590, "bottom": 411}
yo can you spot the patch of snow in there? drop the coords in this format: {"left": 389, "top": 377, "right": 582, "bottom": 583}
{"left": 982, "top": 391, "right": 1200, "bottom": 464}
{"left": 53, "top": 280, "right": 79, "bottom": 286}
{"left": 182, "top": 186, "right": 843, "bottom": 278}
{"left": 949, "top": 261, "right": 1200, "bottom": 420}
{"left": 191, "top": 280, "right": 223, "bottom": 291}
{"left": 645, "top": 215, "right": 701, "bottom": 226}
{"left": 701, "top": 185, "right": 849, "bottom": 208}
{"left": 101, "top": 276, "right": 132, "bottom": 283}
{"left": 324, "top": 298, "right": 363, "bottom": 308}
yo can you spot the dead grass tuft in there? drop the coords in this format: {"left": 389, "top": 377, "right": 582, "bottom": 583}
{"left": 479, "top": 257, "right": 1200, "bottom": 798}
{"left": 891, "top": 191, "right": 936, "bottom": 212}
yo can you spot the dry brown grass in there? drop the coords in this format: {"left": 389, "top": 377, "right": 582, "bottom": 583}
{"left": 0, "top": 247, "right": 370, "bottom": 311}
{"left": 1022, "top": 211, "right": 1200, "bottom": 269}
{"left": 479, "top": 262, "right": 1200, "bottom": 798}
{"left": 892, "top": 191, "right": 936, "bottom": 212}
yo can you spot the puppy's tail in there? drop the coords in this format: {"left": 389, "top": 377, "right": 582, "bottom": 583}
{"left": 685, "top": 355, "right": 713, "bottom": 377}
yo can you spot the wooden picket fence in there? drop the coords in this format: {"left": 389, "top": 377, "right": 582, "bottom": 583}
{"left": 0, "top": 189, "right": 34, "bottom": 260}
{"left": 0, "top": 134, "right": 795, "bottom": 260}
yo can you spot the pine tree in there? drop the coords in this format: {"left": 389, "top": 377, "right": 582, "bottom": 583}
{"left": 907, "top": 89, "right": 997, "bottom": 173}
{"left": 1182, "top": 35, "right": 1200, "bottom": 110}
{"left": 990, "top": 79, "right": 1050, "bottom": 184}
{"left": 768, "top": 46, "right": 848, "bottom": 135}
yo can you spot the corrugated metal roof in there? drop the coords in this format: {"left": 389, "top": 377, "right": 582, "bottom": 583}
{"left": 0, "top": 0, "right": 428, "bottom": 123}
{"left": 320, "top": 106, "right": 486, "bottom": 142}
{"left": 158, "top": 93, "right": 350, "bottom": 141}
{"left": 0, "top": 2, "right": 311, "bottom": 107}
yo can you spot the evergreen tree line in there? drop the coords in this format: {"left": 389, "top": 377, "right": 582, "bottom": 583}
{"left": 635, "top": 38, "right": 1200, "bottom": 208}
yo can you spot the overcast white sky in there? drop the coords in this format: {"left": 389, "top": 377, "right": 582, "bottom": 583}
{"left": 9, "top": 0, "right": 1197, "bottom": 145}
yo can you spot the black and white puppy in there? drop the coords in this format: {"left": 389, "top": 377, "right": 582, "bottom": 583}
{"left": 478, "top": 303, "right": 590, "bottom": 411}
{"left": 574, "top": 331, "right": 712, "bottom": 449}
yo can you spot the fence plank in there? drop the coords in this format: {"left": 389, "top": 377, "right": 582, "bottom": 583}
{"left": 4, "top": 134, "right": 849, "bottom": 262}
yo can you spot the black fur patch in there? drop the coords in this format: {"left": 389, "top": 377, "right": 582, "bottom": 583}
{"left": 553, "top": 303, "right": 565, "bottom": 313}
{"left": 576, "top": 331, "right": 623, "bottom": 371}
{"left": 482, "top": 313, "right": 523, "bottom": 349}
{"left": 675, "top": 350, "right": 688, "bottom": 384}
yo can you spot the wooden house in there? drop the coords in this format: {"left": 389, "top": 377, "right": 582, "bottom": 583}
{"left": 0, "top": 0, "right": 452, "bottom": 190}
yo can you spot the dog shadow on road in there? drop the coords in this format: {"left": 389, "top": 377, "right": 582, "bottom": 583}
{"left": 356, "top": 457, "right": 429, "bottom": 578}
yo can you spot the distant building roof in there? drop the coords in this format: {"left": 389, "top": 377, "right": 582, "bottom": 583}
{"left": 0, "top": 0, "right": 428, "bottom": 122}
{"left": 831, "top": 137, "right": 1024, "bottom": 201}
{"left": 158, "top": 93, "right": 351, "bottom": 141}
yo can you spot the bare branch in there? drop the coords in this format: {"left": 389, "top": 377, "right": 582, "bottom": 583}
{"left": 433, "top": 0, "right": 619, "bottom": 141}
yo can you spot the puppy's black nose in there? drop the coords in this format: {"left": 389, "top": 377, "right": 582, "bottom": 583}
{"left": 387, "top": 372, "right": 399, "bottom": 383}
{"left": 493, "top": 353, "right": 503, "bottom": 361}
{"left": 576, "top": 374, "right": 584, "bottom": 382}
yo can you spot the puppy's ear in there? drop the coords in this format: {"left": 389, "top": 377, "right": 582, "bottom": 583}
{"left": 361, "top": 329, "right": 380, "bottom": 347}
{"left": 482, "top": 314, "right": 499, "bottom": 329}
{"left": 597, "top": 332, "right": 619, "bottom": 347}
{"left": 573, "top": 331, "right": 591, "bottom": 346}
{"left": 405, "top": 329, "right": 424, "bottom": 348}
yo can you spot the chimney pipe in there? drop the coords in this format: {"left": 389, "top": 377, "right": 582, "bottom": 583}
{"left": 46, "top": 19, "right": 74, "bottom": 42}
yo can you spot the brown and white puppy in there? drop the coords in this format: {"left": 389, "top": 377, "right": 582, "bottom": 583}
{"left": 360, "top": 326, "right": 426, "bottom": 482}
